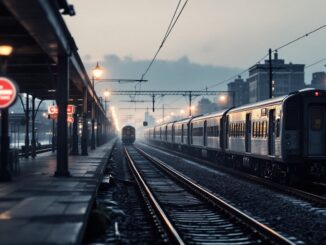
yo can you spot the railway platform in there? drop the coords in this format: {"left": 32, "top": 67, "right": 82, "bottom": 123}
{"left": 0, "top": 138, "right": 116, "bottom": 245}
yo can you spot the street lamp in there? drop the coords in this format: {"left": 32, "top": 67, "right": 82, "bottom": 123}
{"left": 92, "top": 62, "right": 104, "bottom": 79}
{"left": 90, "top": 62, "right": 104, "bottom": 149}
{"left": 103, "top": 89, "right": 110, "bottom": 140}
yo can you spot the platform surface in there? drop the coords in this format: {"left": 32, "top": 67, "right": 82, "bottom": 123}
{"left": 0, "top": 139, "right": 116, "bottom": 245}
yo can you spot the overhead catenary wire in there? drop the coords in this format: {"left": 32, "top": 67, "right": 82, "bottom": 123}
{"left": 164, "top": 25, "right": 326, "bottom": 109}
{"left": 140, "top": 0, "right": 189, "bottom": 81}
{"left": 205, "top": 23, "right": 326, "bottom": 90}
{"left": 305, "top": 57, "right": 326, "bottom": 69}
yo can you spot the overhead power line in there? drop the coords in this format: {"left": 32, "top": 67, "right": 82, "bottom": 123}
{"left": 305, "top": 57, "right": 326, "bottom": 69}
{"left": 205, "top": 24, "right": 326, "bottom": 90}
{"left": 140, "top": 0, "right": 189, "bottom": 80}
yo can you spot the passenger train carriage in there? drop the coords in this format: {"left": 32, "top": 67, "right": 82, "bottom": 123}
{"left": 145, "top": 89, "right": 326, "bottom": 182}
{"left": 122, "top": 125, "right": 136, "bottom": 144}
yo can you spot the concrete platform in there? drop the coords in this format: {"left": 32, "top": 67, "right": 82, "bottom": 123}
{"left": 0, "top": 139, "right": 116, "bottom": 245}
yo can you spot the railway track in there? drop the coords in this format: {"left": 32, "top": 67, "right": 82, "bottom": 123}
{"left": 124, "top": 145, "right": 294, "bottom": 244}
{"left": 142, "top": 142, "right": 326, "bottom": 207}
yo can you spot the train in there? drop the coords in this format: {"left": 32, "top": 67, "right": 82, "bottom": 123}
{"left": 145, "top": 89, "right": 326, "bottom": 183}
{"left": 122, "top": 125, "right": 136, "bottom": 144}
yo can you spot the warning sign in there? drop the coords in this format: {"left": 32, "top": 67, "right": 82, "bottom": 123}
{"left": 0, "top": 77, "right": 17, "bottom": 109}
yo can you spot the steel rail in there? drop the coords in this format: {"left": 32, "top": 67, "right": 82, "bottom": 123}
{"left": 144, "top": 142, "right": 326, "bottom": 206}
{"left": 135, "top": 145, "right": 295, "bottom": 245}
{"left": 124, "top": 146, "right": 185, "bottom": 245}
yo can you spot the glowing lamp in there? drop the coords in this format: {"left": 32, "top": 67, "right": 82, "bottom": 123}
{"left": 0, "top": 45, "right": 13, "bottom": 56}
{"left": 103, "top": 89, "right": 110, "bottom": 98}
{"left": 92, "top": 62, "right": 103, "bottom": 79}
{"left": 315, "top": 91, "right": 319, "bottom": 97}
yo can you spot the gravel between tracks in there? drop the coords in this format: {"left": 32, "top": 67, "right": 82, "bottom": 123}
{"left": 137, "top": 143, "right": 326, "bottom": 245}
{"left": 87, "top": 142, "right": 161, "bottom": 245}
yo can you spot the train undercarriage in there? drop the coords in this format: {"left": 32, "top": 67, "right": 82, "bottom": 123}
{"left": 150, "top": 140, "right": 326, "bottom": 184}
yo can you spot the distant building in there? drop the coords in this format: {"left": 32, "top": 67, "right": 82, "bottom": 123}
{"left": 227, "top": 76, "right": 249, "bottom": 107}
{"left": 247, "top": 52, "right": 305, "bottom": 103}
{"left": 311, "top": 72, "right": 326, "bottom": 90}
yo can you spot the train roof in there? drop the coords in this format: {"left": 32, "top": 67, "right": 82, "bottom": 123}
{"left": 191, "top": 109, "right": 229, "bottom": 122}
{"left": 229, "top": 88, "right": 325, "bottom": 113}
{"left": 228, "top": 96, "right": 287, "bottom": 113}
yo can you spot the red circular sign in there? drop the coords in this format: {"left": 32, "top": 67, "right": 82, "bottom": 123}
{"left": 0, "top": 77, "right": 17, "bottom": 109}
{"left": 67, "top": 117, "right": 74, "bottom": 124}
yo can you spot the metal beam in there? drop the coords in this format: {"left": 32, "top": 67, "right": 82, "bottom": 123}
{"left": 110, "top": 90, "right": 230, "bottom": 96}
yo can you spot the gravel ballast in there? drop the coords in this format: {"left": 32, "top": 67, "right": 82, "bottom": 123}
{"left": 137, "top": 142, "right": 326, "bottom": 244}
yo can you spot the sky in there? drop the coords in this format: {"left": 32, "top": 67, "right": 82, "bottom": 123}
{"left": 64, "top": 0, "right": 326, "bottom": 129}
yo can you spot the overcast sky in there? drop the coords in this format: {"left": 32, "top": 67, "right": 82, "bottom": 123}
{"left": 66, "top": 0, "right": 326, "bottom": 67}
{"left": 65, "top": 0, "right": 326, "bottom": 128}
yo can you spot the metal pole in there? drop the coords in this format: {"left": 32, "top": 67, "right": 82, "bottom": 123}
{"left": 91, "top": 76, "right": 96, "bottom": 150}
{"left": 51, "top": 102, "right": 55, "bottom": 152}
{"left": 104, "top": 99, "right": 107, "bottom": 141}
{"left": 152, "top": 95, "right": 155, "bottom": 112}
{"left": 31, "top": 96, "right": 36, "bottom": 158}
{"left": 0, "top": 108, "right": 11, "bottom": 181}
{"left": 269, "top": 48, "right": 273, "bottom": 99}
{"left": 55, "top": 55, "right": 70, "bottom": 177}
{"left": 81, "top": 89, "right": 88, "bottom": 155}
{"left": 189, "top": 92, "right": 192, "bottom": 116}
{"left": 24, "top": 94, "right": 29, "bottom": 158}
{"left": 70, "top": 112, "right": 78, "bottom": 155}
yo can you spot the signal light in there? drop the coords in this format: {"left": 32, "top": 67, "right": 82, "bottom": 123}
{"left": 315, "top": 91, "right": 319, "bottom": 97}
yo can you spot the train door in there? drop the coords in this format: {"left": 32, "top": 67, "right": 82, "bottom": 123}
{"left": 268, "top": 109, "right": 276, "bottom": 155}
{"left": 190, "top": 123, "right": 193, "bottom": 144}
{"left": 203, "top": 121, "right": 207, "bottom": 146}
{"left": 308, "top": 105, "right": 326, "bottom": 155}
{"left": 159, "top": 127, "right": 162, "bottom": 140}
{"left": 245, "top": 113, "right": 251, "bottom": 152}
{"left": 225, "top": 115, "right": 229, "bottom": 149}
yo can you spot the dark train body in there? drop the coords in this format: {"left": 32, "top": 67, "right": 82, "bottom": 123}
{"left": 145, "top": 89, "right": 326, "bottom": 182}
{"left": 122, "top": 125, "right": 136, "bottom": 144}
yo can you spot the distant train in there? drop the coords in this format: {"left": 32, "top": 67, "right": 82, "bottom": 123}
{"left": 145, "top": 89, "right": 326, "bottom": 182}
{"left": 122, "top": 125, "right": 136, "bottom": 144}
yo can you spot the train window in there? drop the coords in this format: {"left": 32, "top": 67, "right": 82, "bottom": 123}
{"left": 258, "top": 122, "right": 262, "bottom": 137}
{"left": 253, "top": 122, "right": 256, "bottom": 137}
{"left": 276, "top": 119, "right": 280, "bottom": 137}
{"left": 238, "top": 123, "right": 241, "bottom": 137}
{"left": 240, "top": 123, "right": 242, "bottom": 137}
{"left": 310, "top": 107, "right": 323, "bottom": 131}
{"left": 263, "top": 121, "right": 267, "bottom": 138}
{"left": 252, "top": 122, "right": 256, "bottom": 137}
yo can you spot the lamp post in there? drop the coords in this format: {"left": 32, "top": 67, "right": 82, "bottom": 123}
{"left": 91, "top": 62, "right": 103, "bottom": 150}
{"left": 103, "top": 89, "right": 110, "bottom": 141}
{"left": 0, "top": 44, "right": 14, "bottom": 182}
{"left": 90, "top": 62, "right": 146, "bottom": 142}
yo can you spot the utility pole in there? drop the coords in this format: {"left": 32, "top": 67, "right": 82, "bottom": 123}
{"left": 189, "top": 91, "right": 192, "bottom": 116}
{"left": 152, "top": 95, "right": 155, "bottom": 112}
{"left": 269, "top": 48, "right": 273, "bottom": 98}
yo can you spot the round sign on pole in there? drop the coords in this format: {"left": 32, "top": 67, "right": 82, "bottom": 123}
{"left": 0, "top": 77, "right": 18, "bottom": 109}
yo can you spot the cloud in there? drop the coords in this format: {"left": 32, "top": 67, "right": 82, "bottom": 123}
{"left": 86, "top": 54, "right": 242, "bottom": 92}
